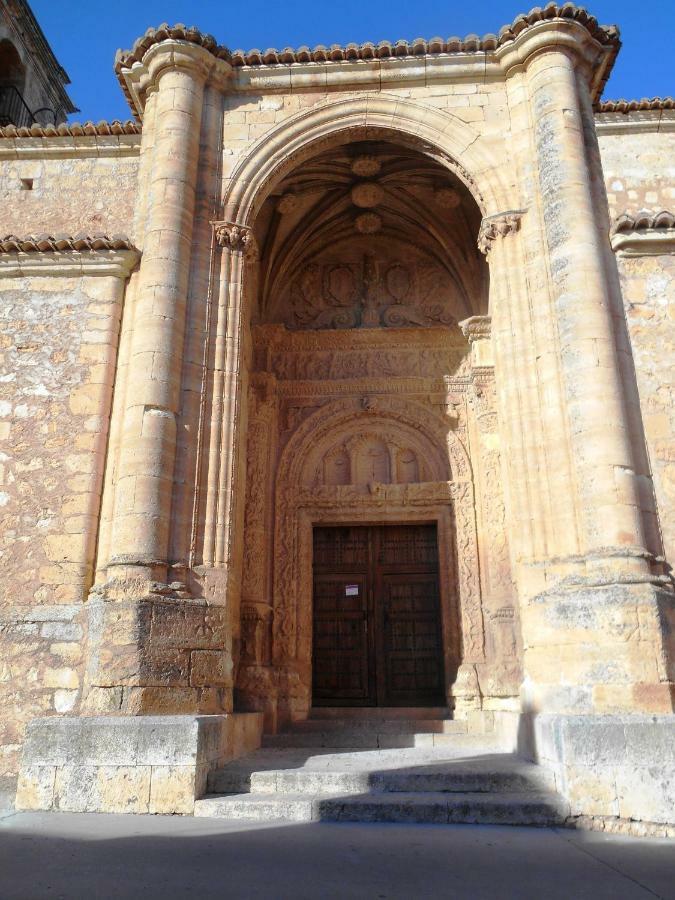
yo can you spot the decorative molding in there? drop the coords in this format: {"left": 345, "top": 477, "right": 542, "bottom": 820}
{"left": 594, "top": 110, "right": 675, "bottom": 136}
{"left": 477, "top": 211, "right": 525, "bottom": 256}
{"left": 0, "top": 234, "right": 139, "bottom": 277}
{"left": 0, "top": 120, "right": 141, "bottom": 140}
{"left": 611, "top": 210, "right": 675, "bottom": 257}
{"left": 212, "top": 221, "right": 259, "bottom": 259}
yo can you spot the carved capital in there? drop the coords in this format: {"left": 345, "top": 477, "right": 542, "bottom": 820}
{"left": 212, "top": 221, "right": 258, "bottom": 259}
{"left": 459, "top": 315, "right": 491, "bottom": 343}
{"left": 477, "top": 211, "right": 525, "bottom": 256}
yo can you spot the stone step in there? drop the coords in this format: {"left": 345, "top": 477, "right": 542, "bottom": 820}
{"left": 286, "top": 718, "right": 467, "bottom": 735}
{"left": 262, "top": 730, "right": 483, "bottom": 749}
{"left": 208, "top": 760, "right": 555, "bottom": 796}
{"left": 309, "top": 707, "right": 451, "bottom": 720}
{"left": 195, "top": 791, "right": 569, "bottom": 826}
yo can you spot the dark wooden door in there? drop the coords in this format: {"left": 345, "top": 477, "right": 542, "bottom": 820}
{"left": 312, "top": 524, "right": 444, "bottom": 707}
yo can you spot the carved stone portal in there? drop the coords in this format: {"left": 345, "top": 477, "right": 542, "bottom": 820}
{"left": 236, "top": 140, "right": 517, "bottom": 726}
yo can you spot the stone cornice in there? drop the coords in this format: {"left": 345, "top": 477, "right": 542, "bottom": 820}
{"left": 610, "top": 210, "right": 675, "bottom": 257}
{"left": 115, "top": 6, "right": 619, "bottom": 117}
{"left": 115, "top": 28, "right": 233, "bottom": 119}
{"left": 0, "top": 234, "right": 140, "bottom": 277}
{"left": 594, "top": 106, "right": 675, "bottom": 136}
{"left": 0, "top": 122, "right": 141, "bottom": 159}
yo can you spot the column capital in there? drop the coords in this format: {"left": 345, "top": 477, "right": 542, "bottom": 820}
{"left": 459, "top": 315, "right": 491, "bottom": 343}
{"left": 117, "top": 36, "right": 233, "bottom": 118}
{"left": 212, "top": 221, "right": 259, "bottom": 259}
{"left": 477, "top": 211, "right": 525, "bottom": 256}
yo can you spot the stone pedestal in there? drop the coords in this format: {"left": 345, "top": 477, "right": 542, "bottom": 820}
{"left": 16, "top": 713, "right": 262, "bottom": 815}
{"left": 528, "top": 713, "right": 675, "bottom": 828}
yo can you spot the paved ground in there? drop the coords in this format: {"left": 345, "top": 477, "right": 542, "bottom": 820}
{"left": 1, "top": 810, "right": 674, "bottom": 899}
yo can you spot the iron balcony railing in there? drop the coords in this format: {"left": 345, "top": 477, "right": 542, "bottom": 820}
{"left": 0, "top": 85, "right": 36, "bottom": 128}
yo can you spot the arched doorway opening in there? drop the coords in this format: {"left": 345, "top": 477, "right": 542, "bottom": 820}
{"left": 234, "top": 135, "right": 498, "bottom": 728}
{"left": 0, "top": 39, "right": 29, "bottom": 127}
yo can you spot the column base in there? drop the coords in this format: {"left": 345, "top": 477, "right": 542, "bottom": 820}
{"left": 524, "top": 713, "right": 675, "bottom": 827}
{"left": 15, "top": 713, "right": 262, "bottom": 815}
{"left": 83, "top": 584, "right": 234, "bottom": 715}
{"left": 520, "top": 579, "right": 675, "bottom": 715}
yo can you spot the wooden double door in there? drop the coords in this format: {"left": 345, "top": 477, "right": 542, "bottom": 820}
{"left": 312, "top": 524, "right": 445, "bottom": 707}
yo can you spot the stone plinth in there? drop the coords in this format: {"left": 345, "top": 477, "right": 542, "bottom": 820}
{"left": 15, "top": 713, "right": 262, "bottom": 815}
{"left": 529, "top": 713, "right": 675, "bottom": 828}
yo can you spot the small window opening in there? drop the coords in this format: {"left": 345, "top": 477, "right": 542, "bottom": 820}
{"left": 20, "top": 178, "right": 33, "bottom": 190}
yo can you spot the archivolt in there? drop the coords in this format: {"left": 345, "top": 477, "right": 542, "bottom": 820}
{"left": 222, "top": 93, "right": 512, "bottom": 226}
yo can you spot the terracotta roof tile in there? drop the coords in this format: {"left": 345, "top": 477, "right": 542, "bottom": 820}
{"left": 0, "top": 234, "right": 137, "bottom": 252}
{"left": 115, "top": 5, "right": 620, "bottom": 117}
{"left": 612, "top": 210, "right": 675, "bottom": 235}
{"left": 597, "top": 97, "right": 675, "bottom": 114}
{"left": 0, "top": 120, "right": 141, "bottom": 139}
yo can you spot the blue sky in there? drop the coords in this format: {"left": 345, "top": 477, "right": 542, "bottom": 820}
{"left": 32, "top": 0, "right": 674, "bottom": 121}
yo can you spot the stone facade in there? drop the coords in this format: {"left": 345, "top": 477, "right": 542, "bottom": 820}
{"left": 1, "top": 5, "right": 674, "bottom": 823}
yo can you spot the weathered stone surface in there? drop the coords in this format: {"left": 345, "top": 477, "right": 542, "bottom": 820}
{"left": 1, "top": 4, "right": 674, "bottom": 830}
{"left": 16, "top": 713, "right": 263, "bottom": 814}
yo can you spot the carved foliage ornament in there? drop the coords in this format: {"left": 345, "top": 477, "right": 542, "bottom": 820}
{"left": 213, "top": 221, "right": 259, "bottom": 259}
{"left": 477, "top": 211, "right": 525, "bottom": 256}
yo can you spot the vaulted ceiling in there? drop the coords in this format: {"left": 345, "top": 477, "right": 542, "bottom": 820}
{"left": 252, "top": 139, "right": 488, "bottom": 329}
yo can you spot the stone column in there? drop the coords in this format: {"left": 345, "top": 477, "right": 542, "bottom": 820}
{"left": 83, "top": 41, "right": 235, "bottom": 715}
{"left": 499, "top": 32, "right": 674, "bottom": 715}
{"left": 106, "top": 43, "right": 212, "bottom": 585}
{"left": 202, "top": 221, "right": 258, "bottom": 572}
{"left": 524, "top": 47, "right": 652, "bottom": 569}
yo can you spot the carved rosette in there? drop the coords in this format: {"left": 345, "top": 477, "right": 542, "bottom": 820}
{"left": 477, "top": 211, "right": 524, "bottom": 257}
{"left": 213, "top": 221, "right": 259, "bottom": 259}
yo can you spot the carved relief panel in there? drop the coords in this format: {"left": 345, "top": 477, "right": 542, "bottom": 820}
{"left": 276, "top": 243, "right": 470, "bottom": 330}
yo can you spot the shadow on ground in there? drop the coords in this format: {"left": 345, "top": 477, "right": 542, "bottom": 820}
{"left": 1, "top": 811, "right": 673, "bottom": 900}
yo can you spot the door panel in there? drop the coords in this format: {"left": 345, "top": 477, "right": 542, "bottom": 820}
{"left": 312, "top": 573, "right": 373, "bottom": 703}
{"left": 379, "top": 574, "right": 444, "bottom": 705}
{"left": 312, "top": 524, "right": 445, "bottom": 707}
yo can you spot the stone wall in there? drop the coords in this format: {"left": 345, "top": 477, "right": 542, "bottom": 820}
{"left": 598, "top": 121, "right": 675, "bottom": 217}
{"left": 0, "top": 139, "right": 140, "bottom": 237}
{"left": 616, "top": 252, "right": 675, "bottom": 564}
{"left": 0, "top": 262, "right": 134, "bottom": 776}
{"left": 598, "top": 120, "right": 675, "bottom": 566}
